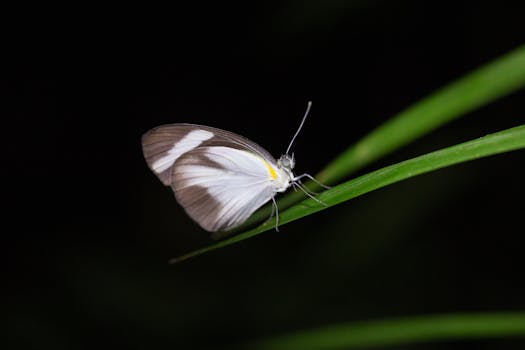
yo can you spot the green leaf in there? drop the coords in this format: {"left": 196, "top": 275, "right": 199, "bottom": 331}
{"left": 247, "top": 312, "right": 525, "bottom": 349}
{"left": 318, "top": 44, "right": 525, "bottom": 184}
{"left": 234, "top": 44, "right": 525, "bottom": 231}
{"left": 170, "top": 124, "right": 525, "bottom": 263}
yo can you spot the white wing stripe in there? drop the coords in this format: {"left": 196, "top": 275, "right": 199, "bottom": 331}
{"left": 151, "top": 129, "right": 214, "bottom": 173}
{"left": 216, "top": 186, "right": 272, "bottom": 228}
{"left": 203, "top": 147, "right": 271, "bottom": 178}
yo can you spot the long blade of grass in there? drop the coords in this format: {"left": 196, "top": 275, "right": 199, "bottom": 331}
{"left": 247, "top": 312, "right": 525, "bottom": 349}
{"left": 236, "top": 44, "right": 525, "bottom": 231}
{"left": 318, "top": 44, "right": 525, "bottom": 184}
{"left": 170, "top": 124, "right": 525, "bottom": 263}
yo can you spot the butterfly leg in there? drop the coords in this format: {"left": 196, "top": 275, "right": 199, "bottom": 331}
{"left": 271, "top": 196, "right": 280, "bottom": 232}
{"left": 293, "top": 173, "right": 331, "bottom": 189}
{"left": 293, "top": 181, "right": 329, "bottom": 207}
{"left": 296, "top": 179, "right": 319, "bottom": 195}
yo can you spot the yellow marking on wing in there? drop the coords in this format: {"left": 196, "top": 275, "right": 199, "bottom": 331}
{"left": 263, "top": 161, "right": 277, "bottom": 180}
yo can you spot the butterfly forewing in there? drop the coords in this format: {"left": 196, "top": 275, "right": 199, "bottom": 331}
{"left": 142, "top": 124, "right": 275, "bottom": 183}
{"left": 141, "top": 124, "right": 281, "bottom": 232}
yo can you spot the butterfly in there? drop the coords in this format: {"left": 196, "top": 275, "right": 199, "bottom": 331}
{"left": 141, "top": 102, "right": 327, "bottom": 233}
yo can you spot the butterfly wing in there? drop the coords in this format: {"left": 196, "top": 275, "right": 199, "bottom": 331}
{"left": 142, "top": 124, "right": 280, "bottom": 232}
{"left": 142, "top": 124, "right": 275, "bottom": 185}
{"left": 171, "top": 146, "right": 277, "bottom": 231}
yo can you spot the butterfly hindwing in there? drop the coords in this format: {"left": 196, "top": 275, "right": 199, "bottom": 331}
{"left": 172, "top": 146, "right": 277, "bottom": 231}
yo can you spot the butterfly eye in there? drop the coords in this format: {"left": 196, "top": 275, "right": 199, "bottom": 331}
{"left": 278, "top": 155, "right": 295, "bottom": 170}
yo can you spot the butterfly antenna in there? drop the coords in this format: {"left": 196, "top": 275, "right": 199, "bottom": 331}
{"left": 286, "top": 101, "right": 312, "bottom": 155}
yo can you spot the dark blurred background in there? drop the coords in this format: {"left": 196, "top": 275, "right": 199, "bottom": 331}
{"left": 4, "top": 1, "right": 525, "bottom": 349}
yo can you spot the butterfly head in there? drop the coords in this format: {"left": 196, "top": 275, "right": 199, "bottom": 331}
{"left": 278, "top": 153, "right": 295, "bottom": 174}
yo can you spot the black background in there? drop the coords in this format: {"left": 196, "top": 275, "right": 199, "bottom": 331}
{"left": 5, "top": 1, "right": 525, "bottom": 349}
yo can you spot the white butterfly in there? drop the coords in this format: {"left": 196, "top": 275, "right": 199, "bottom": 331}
{"left": 141, "top": 102, "right": 326, "bottom": 232}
